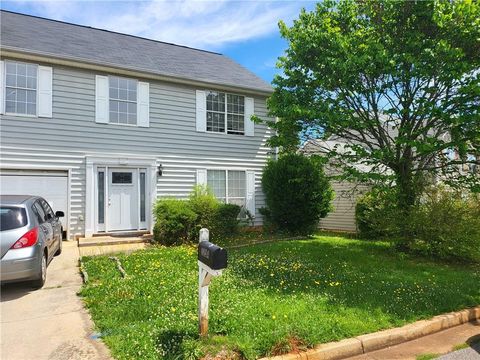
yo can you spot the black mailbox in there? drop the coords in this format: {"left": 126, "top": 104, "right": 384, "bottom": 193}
{"left": 198, "top": 241, "right": 227, "bottom": 270}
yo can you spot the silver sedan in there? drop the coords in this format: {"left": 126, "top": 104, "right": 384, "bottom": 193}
{"left": 0, "top": 195, "right": 64, "bottom": 288}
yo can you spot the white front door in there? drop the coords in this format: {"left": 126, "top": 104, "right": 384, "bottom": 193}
{"left": 108, "top": 168, "right": 138, "bottom": 231}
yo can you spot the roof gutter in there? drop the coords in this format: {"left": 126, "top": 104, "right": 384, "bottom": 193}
{"left": 0, "top": 46, "right": 274, "bottom": 97}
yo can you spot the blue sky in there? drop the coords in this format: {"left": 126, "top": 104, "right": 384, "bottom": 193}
{"left": 1, "top": 0, "right": 316, "bottom": 83}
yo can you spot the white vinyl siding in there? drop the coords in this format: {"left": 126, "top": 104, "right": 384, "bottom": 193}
{"left": 319, "top": 181, "right": 370, "bottom": 232}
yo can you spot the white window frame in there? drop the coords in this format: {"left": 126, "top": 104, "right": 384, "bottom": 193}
{"left": 3, "top": 60, "right": 38, "bottom": 118}
{"left": 205, "top": 90, "right": 245, "bottom": 135}
{"left": 108, "top": 75, "right": 138, "bottom": 126}
{"left": 207, "top": 169, "right": 246, "bottom": 208}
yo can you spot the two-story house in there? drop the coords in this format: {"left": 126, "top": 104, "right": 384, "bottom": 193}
{"left": 0, "top": 11, "right": 274, "bottom": 240}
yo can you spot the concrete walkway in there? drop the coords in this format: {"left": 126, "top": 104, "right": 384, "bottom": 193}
{"left": 347, "top": 321, "right": 480, "bottom": 360}
{"left": 1, "top": 241, "right": 111, "bottom": 360}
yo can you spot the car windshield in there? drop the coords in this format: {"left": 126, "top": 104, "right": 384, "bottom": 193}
{"left": 0, "top": 207, "right": 28, "bottom": 231}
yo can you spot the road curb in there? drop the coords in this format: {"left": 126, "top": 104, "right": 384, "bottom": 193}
{"left": 261, "top": 306, "right": 480, "bottom": 360}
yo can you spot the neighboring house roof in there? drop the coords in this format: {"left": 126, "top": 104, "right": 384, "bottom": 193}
{"left": 302, "top": 139, "right": 388, "bottom": 174}
{"left": 0, "top": 10, "right": 273, "bottom": 94}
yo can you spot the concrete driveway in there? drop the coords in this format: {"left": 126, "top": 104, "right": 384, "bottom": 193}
{"left": 1, "top": 241, "right": 111, "bottom": 360}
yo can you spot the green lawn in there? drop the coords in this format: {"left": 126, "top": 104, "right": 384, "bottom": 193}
{"left": 80, "top": 235, "right": 480, "bottom": 359}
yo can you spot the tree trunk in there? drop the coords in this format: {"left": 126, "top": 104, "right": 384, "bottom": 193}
{"left": 395, "top": 152, "right": 417, "bottom": 250}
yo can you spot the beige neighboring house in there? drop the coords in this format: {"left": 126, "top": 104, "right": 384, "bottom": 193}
{"left": 302, "top": 140, "right": 372, "bottom": 233}
{"left": 303, "top": 135, "right": 479, "bottom": 233}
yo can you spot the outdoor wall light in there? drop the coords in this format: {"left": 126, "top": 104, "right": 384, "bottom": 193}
{"left": 158, "top": 164, "right": 163, "bottom": 176}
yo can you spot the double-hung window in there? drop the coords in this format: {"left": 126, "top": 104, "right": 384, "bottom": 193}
{"left": 206, "top": 91, "right": 245, "bottom": 135}
{"left": 96, "top": 74, "right": 149, "bottom": 127}
{"left": 207, "top": 170, "right": 246, "bottom": 212}
{"left": 1, "top": 60, "right": 52, "bottom": 118}
{"left": 5, "top": 61, "right": 38, "bottom": 116}
{"left": 109, "top": 76, "right": 137, "bottom": 125}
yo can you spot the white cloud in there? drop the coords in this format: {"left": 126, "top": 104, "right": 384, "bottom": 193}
{"left": 8, "top": 0, "right": 307, "bottom": 51}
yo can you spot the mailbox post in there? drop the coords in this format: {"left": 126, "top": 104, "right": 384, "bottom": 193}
{"left": 198, "top": 228, "right": 227, "bottom": 337}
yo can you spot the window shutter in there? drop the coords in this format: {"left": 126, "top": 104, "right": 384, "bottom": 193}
{"left": 196, "top": 90, "right": 206, "bottom": 132}
{"left": 196, "top": 169, "right": 207, "bottom": 186}
{"left": 137, "top": 81, "right": 149, "bottom": 127}
{"left": 244, "top": 97, "right": 254, "bottom": 136}
{"left": 0, "top": 61, "right": 4, "bottom": 115}
{"left": 95, "top": 75, "right": 109, "bottom": 124}
{"left": 38, "top": 66, "right": 53, "bottom": 118}
{"left": 246, "top": 170, "right": 256, "bottom": 217}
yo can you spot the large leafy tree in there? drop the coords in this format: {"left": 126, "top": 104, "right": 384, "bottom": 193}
{"left": 265, "top": 0, "right": 480, "bottom": 239}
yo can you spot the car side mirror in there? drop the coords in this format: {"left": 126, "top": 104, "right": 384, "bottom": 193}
{"left": 55, "top": 211, "right": 65, "bottom": 218}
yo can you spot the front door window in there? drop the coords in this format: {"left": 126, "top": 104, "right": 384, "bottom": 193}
{"left": 111, "top": 172, "right": 133, "bottom": 184}
{"left": 98, "top": 171, "right": 105, "bottom": 224}
{"left": 140, "top": 172, "right": 146, "bottom": 223}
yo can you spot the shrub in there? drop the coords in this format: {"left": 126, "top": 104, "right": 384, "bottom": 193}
{"left": 410, "top": 188, "right": 480, "bottom": 263}
{"left": 355, "top": 187, "right": 399, "bottom": 239}
{"left": 153, "top": 186, "right": 242, "bottom": 245}
{"left": 188, "top": 185, "right": 219, "bottom": 236}
{"left": 213, "top": 203, "right": 241, "bottom": 237}
{"left": 261, "top": 154, "right": 334, "bottom": 235}
{"left": 356, "top": 186, "right": 480, "bottom": 263}
{"left": 153, "top": 199, "right": 197, "bottom": 245}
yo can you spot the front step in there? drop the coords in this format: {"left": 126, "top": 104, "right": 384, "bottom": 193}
{"left": 78, "top": 233, "right": 152, "bottom": 247}
{"left": 91, "top": 230, "right": 150, "bottom": 238}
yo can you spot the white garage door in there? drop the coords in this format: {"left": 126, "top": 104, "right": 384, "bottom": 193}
{"left": 0, "top": 170, "right": 68, "bottom": 221}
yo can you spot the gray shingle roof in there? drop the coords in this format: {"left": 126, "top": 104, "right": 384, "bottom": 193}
{"left": 0, "top": 10, "right": 272, "bottom": 93}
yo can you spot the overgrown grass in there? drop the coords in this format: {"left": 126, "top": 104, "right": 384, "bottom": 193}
{"left": 80, "top": 235, "right": 480, "bottom": 359}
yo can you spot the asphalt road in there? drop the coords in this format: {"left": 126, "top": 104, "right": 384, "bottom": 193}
{"left": 438, "top": 341, "right": 480, "bottom": 360}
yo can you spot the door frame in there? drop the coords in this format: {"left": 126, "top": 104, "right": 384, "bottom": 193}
{"left": 85, "top": 155, "right": 157, "bottom": 237}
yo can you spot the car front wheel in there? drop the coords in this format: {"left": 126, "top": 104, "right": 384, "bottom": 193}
{"left": 32, "top": 252, "right": 47, "bottom": 289}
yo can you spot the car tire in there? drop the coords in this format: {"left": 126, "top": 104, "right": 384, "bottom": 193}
{"left": 32, "top": 252, "right": 47, "bottom": 289}
{"left": 54, "top": 236, "right": 62, "bottom": 256}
